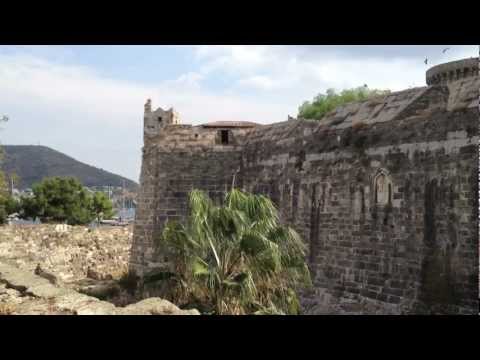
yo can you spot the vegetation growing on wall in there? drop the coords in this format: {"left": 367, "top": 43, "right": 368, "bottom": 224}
{"left": 298, "top": 86, "right": 390, "bottom": 120}
{"left": 151, "top": 188, "right": 312, "bottom": 315}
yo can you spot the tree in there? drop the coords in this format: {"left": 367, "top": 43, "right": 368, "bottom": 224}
{"left": 0, "top": 115, "right": 8, "bottom": 224}
{"left": 19, "top": 177, "right": 96, "bottom": 225}
{"left": 298, "top": 86, "right": 391, "bottom": 120}
{"left": 0, "top": 115, "right": 8, "bottom": 191}
{"left": 152, "top": 188, "right": 312, "bottom": 315}
{"left": 0, "top": 207, "right": 6, "bottom": 225}
{"left": 0, "top": 171, "right": 7, "bottom": 198}
{"left": 91, "top": 191, "right": 114, "bottom": 223}
{"left": 0, "top": 176, "right": 7, "bottom": 224}
{"left": 0, "top": 194, "right": 21, "bottom": 224}
{"left": 18, "top": 195, "right": 41, "bottom": 221}
{"left": 4, "top": 196, "right": 20, "bottom": 215}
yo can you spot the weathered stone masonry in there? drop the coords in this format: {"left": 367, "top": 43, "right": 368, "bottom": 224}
{"left": 131, "top": 58, "right": 479, "bottom": 314}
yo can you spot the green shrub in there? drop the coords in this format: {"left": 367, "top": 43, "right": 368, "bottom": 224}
{"left": 298, "top": 86, "right": 390, "bottom": 121}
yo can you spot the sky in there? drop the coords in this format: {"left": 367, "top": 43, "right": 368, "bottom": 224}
{"left": 0, "top": 45, "right": 477, "bottom": 182}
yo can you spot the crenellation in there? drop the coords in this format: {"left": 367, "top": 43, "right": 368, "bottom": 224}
{"left": 426, "top": 57, "right": 479, "bottom": 86}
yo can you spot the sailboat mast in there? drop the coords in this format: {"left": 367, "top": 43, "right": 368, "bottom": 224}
{"left": 123, "top": 180, "right": 126, "bottom": 211}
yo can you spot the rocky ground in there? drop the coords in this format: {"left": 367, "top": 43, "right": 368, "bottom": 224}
{"left": 0, "top": 262, "right": 198, "bottom": 315}
{"left": 0, "top": 224, "right": 131, "bottom": 282}
{"left": 4, "top": 224, "right": 468, "bottom": 315}
{"left": 0, "top": 224, "right": 199, "bottom": 315}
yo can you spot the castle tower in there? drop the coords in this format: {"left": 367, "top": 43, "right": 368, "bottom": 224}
{"left": 426, "top": 57, "right": 479, "bottom": 86}
{"left": 143, "top": 99, "right": 180, "bottom": 141}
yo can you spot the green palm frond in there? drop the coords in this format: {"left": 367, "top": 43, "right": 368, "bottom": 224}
{"left": 191, "top": 257, "right": 210, "bottom": 277}
{"left": 159, "top": 188, "right": 311, "bottom": 315}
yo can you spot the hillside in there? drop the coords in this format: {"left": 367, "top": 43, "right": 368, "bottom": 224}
{"left": 1, "top": 145, "right": 138, "bottom": 190}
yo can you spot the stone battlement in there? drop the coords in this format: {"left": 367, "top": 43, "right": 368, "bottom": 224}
{"left": 426, "top": 57, "right": 479, "bottom": 86}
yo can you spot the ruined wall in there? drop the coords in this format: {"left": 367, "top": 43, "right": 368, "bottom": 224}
{"left": 0, "top": 224, "right": 132, "bottom": 283}
{"left": 131, "top": 59, "right": 479, "bottom": 314}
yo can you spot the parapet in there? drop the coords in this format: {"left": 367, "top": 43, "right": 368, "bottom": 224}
{"left": 199, "top": 121, "right": 259, "bottom": 129}
{"left": 426, "top": 57, "right": 478, "bottom": 86}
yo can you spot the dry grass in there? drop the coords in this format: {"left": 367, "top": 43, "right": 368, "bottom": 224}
{"left": 109, "top": 265, "right": 130, "bottom": 280}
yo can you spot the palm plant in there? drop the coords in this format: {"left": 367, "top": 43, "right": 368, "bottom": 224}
{"left": 152, "top": 188, "right": 311, "bottom": 315}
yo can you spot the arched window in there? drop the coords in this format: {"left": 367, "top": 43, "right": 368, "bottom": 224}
{"left": 373, "top": 169, "right": 392, "bottom": 206}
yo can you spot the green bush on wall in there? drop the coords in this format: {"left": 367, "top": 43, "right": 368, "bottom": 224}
{"left": 298, "top": 86, "right": 390, "bottom": 121}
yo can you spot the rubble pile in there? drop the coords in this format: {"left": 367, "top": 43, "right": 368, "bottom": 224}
{"left": 0, "top": 224, "right": 132, "bottom": 283}
{"left": 0, "top": 225, "right": 200, "bottom": 315}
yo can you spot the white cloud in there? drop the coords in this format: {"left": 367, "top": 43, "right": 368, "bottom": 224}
{"left": 1, "top": 45, "right": 477, "bottom": 181}
{"left": 0, "top": 52, "right": 292, "bottom": 181}
{"left": 194, "top": 45, "right": 271, "bottom": 75}
{"left": 237, "top": 75, "right": 280, "bottom": 91}
{"left": 192, "top": 45, "right": 478, "bottom": 94}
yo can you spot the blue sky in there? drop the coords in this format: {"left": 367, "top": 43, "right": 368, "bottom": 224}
{"left": 0, "top": 45, "right": 477, "bottom": 182}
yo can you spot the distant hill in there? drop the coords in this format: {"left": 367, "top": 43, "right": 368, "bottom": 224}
{"left": 1, "top": 145, "right": 139, "bottom": 191}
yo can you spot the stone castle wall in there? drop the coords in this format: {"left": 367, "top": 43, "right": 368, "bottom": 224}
{"left": 130, "top": 59, "right": 479, "bottom": 314}
{"left": 240, "top": 91, "right": 478, "bottom": 314}
{"left": 426, "top": 57, "right": 479, "bottom": 86}
{"left": 130, "top": 125, "right": 245, "bottom": 271}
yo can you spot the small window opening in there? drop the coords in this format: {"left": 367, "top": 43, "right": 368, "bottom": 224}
{"left": 158, "top": 116, "right": 162, "bottom": 123}
{"left": 220, "top": 130, "right": 229, "bottom": 145}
